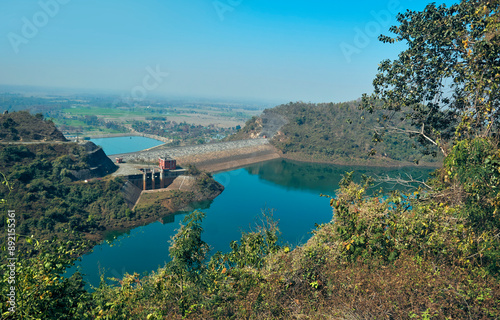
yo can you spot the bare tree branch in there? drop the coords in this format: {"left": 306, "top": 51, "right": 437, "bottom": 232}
{"left": 375, "top": 124, "right": 448, "bottom": 156}
{"left": 372, "top": 172, "right": 432, "bottom": 190}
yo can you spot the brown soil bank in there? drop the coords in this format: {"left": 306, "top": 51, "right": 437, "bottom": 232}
{"left": 177, "top": 143, "right": 439, "bottom": 172}
{"left": 176, "top": 144, "right": 281, "bottom": 173}
{"left": 279, "top": 151, "right": 442, "bottom": 168}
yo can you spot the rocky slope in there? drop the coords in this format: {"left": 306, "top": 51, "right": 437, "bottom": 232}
{"left": 69, "top": 141, "right": 118, "bottom": 180}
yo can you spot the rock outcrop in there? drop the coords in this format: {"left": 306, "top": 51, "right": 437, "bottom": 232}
{"left": 69, "top": 141, "right": 117, "bottom": 180}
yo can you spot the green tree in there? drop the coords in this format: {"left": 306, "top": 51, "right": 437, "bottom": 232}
{"left": 167, "top": 210, "right": 209, "bottom": 312}
{"left": 169, "top": 210, "right": 209, "bottom": 280}
{"left": 226, "top": 209, "right": 281, "bottom": 269}
{"left": 1, "top": 239, "right": 92, "bottom": 319}
{"left": 362, "top": 0, "right": 500, "bottom": 155}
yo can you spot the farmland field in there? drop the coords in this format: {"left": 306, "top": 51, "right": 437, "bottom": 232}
{"left": 62, "top": 107, "right": 150, "bottom": 118}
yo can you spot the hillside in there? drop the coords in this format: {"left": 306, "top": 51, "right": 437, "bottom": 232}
{"left": 0, "top": 142, "right": 124, "bottom": 256}
{"left": 0, "top": 110, "right": 67, "bottom": 141}
{"left": 231, "top": 101, "right": 442, "bottom": 166}
{"left": 228, "top": 111, "right": 288, "bottom": 140}
{"left": 0, "top": 141, "right": 224, "bottom": 259}
{"left": 0, "top": 112, "right": 222, "bottom": 258}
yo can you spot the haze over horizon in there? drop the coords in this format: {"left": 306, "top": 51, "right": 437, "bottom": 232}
{"left": 1, "top": 0, "right": 457, "bottom": 104}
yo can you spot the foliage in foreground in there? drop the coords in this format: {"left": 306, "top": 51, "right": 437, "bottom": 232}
{"left": 2, "top": 0, "right": 500, "bottom": 317}
{"left": 0, "top": 238, "right": 92, "bottom": 319}
{"left": 2, "top": 138, "right": 500, "bottom": 319}
{"left": 362, "top": 0, "right": 500, "bottom": 154}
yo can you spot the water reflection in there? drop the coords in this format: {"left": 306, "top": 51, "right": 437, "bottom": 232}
{"left": 71, "top": 159, "right": 436, "bottom": 289}
{"left": 245, "top": 159, "right": 435, "bottom": 195}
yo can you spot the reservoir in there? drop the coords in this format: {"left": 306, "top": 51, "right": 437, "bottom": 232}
{"left": 90, "top": 136, "right": 164, "bottom": 155}
{"left": 71, "top": 156, "right": 434, "bottom": 288}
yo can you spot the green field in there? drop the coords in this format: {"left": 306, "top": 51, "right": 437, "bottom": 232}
{"left": 59, "top": 104, "right": 257, "bottom": 131}
{"left": 53, "top": 119, "right": 87, "bottom": 126}
{"left": 62, "top": 107, "right": 147, "bottom": 118}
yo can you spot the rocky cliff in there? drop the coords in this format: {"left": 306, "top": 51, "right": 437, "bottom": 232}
{"left": 69, "top": 141, "right": 118, "bottom": 180}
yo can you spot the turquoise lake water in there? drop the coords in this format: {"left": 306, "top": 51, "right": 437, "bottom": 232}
{"left": 70, "top": 156, "right": 434, "bottom": 288}
{"left": 90, "top": 136, "right": 164, "bottom": 155}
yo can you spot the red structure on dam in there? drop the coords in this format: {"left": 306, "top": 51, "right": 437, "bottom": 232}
{"left": 159, "top": 156, "right": 176, "bottom": 170}
{"left": 123, "top": 156, "right": 184, "bottom": 191}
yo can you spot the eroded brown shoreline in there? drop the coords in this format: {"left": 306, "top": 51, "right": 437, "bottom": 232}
{"left": 177, "top": 144, "right": 442, "bottom": 173}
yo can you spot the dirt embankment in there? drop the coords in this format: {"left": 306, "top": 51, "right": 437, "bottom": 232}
{"left": 110, "top": 138, "right": 281, "bottom": 173}
{"left": 278, "top": 151, "right": 442, "bottom": 168}
{"left": 176, "top": 144, "right": 281, "bottom": 172}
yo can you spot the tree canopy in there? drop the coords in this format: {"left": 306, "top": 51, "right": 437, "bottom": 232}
{"left": 233, "top": 101, "right": 442, "bottom": 165}
{"left": 362, "top": 0, "right": 500, "bottom": 155}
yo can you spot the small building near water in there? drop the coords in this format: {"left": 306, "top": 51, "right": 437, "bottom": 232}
{"left": 118, "top": 155, "right": 184, "bottom": 191}
{"left": 159, "top": 156, "right": 176, "bottom": 170}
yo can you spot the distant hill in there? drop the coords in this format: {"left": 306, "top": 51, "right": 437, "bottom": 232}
{"left": 0, "top": 110, "right": 67, "bottom": 141}
{"left": 231, "top": 101, "right": 442, "bottom": 166}
{"left": 228, "top": 112, "right": 288, "bottom": 140}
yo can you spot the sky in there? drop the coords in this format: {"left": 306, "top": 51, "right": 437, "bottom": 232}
{"left": 0, "top": 0, "right": 457, "bottom": 104}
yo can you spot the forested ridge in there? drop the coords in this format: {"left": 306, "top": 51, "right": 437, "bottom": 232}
{"left": 0, "top": 141, "right": 136, "bottom": 257}
{"left": 0, "top": 111, "right": 67, "bottom": 142}
{"left": 2, "top": 0, "right": 500, "bottom": 318}
{"left": 235, "top": 100, "right": 442, "bottom": 166}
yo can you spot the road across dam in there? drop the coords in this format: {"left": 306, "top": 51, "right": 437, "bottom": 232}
{"left": 110, "top": 138, "right": 281, "bottom": 174}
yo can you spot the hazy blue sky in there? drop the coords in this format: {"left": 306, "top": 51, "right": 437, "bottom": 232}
{"left": 1, "top": 0, "right": 457, "bottom": 104}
